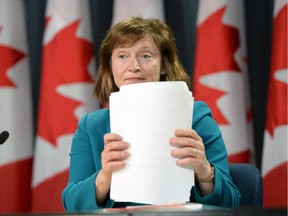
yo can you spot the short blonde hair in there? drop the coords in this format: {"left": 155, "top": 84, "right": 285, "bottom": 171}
{"left": 94, "top": 16, "right": 190, "bottom": 104}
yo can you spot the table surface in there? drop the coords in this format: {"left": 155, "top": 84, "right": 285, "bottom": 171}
{"left": 7, "top": 207, "right": 285, "bottom": 216}
{"left": 3, "top": 203, "right": 287, "bottom": 216}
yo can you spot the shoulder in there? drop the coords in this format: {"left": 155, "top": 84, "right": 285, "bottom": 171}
{"left": 86, "top": 108, "right": 110, "bottom": 123}
{"left": 193, "top": 101, "right": 213, "bottom": 123}
{"left": 78, "top": 108, "right": 110, "bottom": 132}
{"left": 192, "top": 100, "right": 222, "bottom": 139}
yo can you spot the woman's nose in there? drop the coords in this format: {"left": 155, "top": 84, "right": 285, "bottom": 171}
{"left": 129, "top": 58, "right": 141, "bottom": 72}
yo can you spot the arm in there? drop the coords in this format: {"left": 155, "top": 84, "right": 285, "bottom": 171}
{"left": 170, "top": 101, "right": 240, "bottom": 207}
{"left": 96, "top": 133, "right": 130, "bottom": 205}
{"left": 62, "top": 114, "right": 114, "bottom": 212}
{"left": 191, "top": 101, "right": 240, "bottom": 207}
{"left": 62, "top": 112, "right": 130, "bottom": 212}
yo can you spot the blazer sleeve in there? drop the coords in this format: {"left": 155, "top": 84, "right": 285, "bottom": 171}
{"left": 190, "top": 101, "right": 241, "bottom": 207}
{"left": 61, "top": 113, "right": 114, "bottom": 212}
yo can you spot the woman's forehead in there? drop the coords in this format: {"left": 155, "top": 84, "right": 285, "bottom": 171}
{"left": 114, "top": 35, "right": 156, "bottom": 48}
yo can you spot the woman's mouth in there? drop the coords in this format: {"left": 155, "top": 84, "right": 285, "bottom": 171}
{"left": 124, "top": 77, "right": 145, "bottom": 84}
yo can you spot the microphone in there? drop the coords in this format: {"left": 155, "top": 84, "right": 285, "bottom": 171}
{"left": 0, "top": 131, "right": 9, "bottom": 144}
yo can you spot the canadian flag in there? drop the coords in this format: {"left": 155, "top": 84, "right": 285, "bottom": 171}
{"left": 261, "top": 0, "right": 287, "bottom": 208}
{"left": 111, "top": 0, "right": 165, "bottom": 26}
{"left": 31, "top": 0, "right": 99, "bottom": 212}
{"left": 193, "top": 0, "right": 253, "bottom": 163}
{"left": 0, "top": 0, "right": 33, "bottom": 213}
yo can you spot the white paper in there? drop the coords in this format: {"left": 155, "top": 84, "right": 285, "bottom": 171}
{"left": 109, "top": 81, "right": 194, "bottom": 205}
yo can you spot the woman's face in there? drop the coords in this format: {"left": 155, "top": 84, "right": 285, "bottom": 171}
{"left": 111, "top": 36, "right": 162, "bottom": 88}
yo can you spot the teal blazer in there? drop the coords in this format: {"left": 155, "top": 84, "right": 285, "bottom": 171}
{"left": 62, "top": 101, "right": 240, "bottom": 212}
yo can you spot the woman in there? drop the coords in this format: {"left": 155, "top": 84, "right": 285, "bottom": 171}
{"left": 62, "top": 17, "right": 240, "bottom": 212}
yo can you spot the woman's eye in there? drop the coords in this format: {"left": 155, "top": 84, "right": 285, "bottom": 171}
{"left": 142, "top": 54, "right": 152, "bottom": 59}
{"left": 118, "top": 54, "right": 126, "bottom": 59}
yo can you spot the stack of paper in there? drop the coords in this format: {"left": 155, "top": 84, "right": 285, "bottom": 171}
{"left": 109, "top": 81, "right": 194, "bottom": 205}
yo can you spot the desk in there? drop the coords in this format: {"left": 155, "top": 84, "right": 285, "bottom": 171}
{"left": 5, "top": 207, "right": 287, "bottom": 216}
{"left": 130, "top": 209, "right": 286, "bottom": 216}
{"left": 23, "top": 208, "right": 286, "bottom": 216}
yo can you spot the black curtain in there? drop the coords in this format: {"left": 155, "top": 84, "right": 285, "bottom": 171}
{"left": 24, "top": 0, "right": 274, "bottom": 169}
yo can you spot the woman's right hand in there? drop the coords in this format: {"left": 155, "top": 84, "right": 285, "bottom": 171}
{"left": 101, "top": 133, "right": 130, "bottom": 179}
{"left": 95, "top": 133, "right": 130, "bottom": 205}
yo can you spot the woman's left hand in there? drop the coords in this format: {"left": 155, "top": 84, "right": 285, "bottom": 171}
{"left": 169, "top": 128, "right": 212, "bottom": 180}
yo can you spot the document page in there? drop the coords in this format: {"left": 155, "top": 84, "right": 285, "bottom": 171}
{"left": 109, "top": 81, "right": 194, "bottom": 205}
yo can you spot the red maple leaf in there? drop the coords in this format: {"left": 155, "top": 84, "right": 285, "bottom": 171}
{"left": 193, "top": 7, "right": 241, "bottom": 125}
{"left": 265, "top": 5, "right": 288, "bottom": 137}
{"left": 0, "top": 27, "right": 25, "bottom": 87}
{"left": 37, "top": 20, "right": 94, "bottom": 146}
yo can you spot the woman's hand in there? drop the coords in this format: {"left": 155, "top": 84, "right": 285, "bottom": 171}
{"left": 101, "top": 133, "right": 130, "bottom": 177}
{"left": 96, "top": 133, "right": 130, "bottom": 205}
{"left": 169, "top": 128, "right": 214, "bottom": 196}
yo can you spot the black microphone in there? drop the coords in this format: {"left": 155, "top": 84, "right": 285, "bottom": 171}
{"left": 0, "top": 131, "right": 9, "bottom": 144}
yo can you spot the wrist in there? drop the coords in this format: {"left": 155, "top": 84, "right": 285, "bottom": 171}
{"left": 97, "top": 170, "right": 111, "bottom": 187}
{"left": 96, "top": 170, "right": 112, "bottom": 206}
{"left": 196, "top": 164, "right": 214, "bottom": 183}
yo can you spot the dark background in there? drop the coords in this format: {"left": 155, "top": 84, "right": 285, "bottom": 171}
{"left": 24, "top": 0, "right": 274, "bottom": 169}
